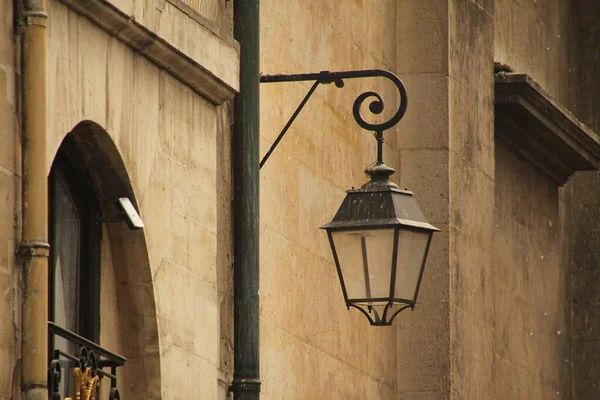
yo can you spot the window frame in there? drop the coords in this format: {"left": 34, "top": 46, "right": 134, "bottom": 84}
{"left": 48, "top": 144, "right": 102, "bottom": 347}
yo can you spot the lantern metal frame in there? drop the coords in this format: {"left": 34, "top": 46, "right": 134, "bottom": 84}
{"left": 260, "top": 69, "right": 439, "bottom": 326}
{"left": 321, "top": 179, "right": 439, "bottom": 325}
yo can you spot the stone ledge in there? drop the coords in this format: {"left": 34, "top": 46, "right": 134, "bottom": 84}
{"left": 495, "top": 73, "right": 600, "bottom": 185}
{"left": 60, "top": 0, "right": 239, "bottom": 105}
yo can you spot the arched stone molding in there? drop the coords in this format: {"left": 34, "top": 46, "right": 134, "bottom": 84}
{"left": 52, "top": 120, "right": 162, "bottom": 399}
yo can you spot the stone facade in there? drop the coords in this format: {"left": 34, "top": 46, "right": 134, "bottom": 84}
{"left": 2, "top": 0, "right": 600, "bottom": 399}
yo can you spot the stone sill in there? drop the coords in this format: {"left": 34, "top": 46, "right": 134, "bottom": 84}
{"left": 495, "top": 73, "right": 600, "bottom": 185}
{"left": 60, "top": 0, "right": 239, "bottom": 105}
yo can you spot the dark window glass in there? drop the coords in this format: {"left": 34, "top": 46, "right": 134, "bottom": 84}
{"left": 48, "top": 147, "right": 101, "bottom": 398}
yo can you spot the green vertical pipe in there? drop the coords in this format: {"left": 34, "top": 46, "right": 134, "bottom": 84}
{"left": 232, "top": 0, "right": 261, "bottom": 399}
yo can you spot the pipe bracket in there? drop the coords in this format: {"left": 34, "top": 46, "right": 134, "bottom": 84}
{"left": 231, "top": 378, "right": 261, "bottom": 393}
{"left": 17, "top": 241, "right": 50, "bottom": 259}
{"left": 17, "top": 11, "right": 48, "bottom": 28}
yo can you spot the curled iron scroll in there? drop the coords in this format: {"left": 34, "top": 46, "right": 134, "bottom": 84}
{"left": 349, "top": 71, "right": 408, "bottom": 133}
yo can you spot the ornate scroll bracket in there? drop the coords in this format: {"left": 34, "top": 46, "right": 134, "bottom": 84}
{"left": 259, "top": 69, "right": 408, "bottom": 169}
{"left": 48, "top": 322, "right": 125, "bottom": 400}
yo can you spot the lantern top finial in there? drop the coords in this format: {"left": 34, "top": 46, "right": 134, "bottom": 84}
{"left": 362, "top": 162, "right": 399, "bottom": 191}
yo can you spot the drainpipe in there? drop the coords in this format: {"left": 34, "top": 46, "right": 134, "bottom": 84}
{"left": 17, "top": 0, "right": 49, "bottom": 399}
{"left": 232, "top": 0, "right": 260, "bottom": 399}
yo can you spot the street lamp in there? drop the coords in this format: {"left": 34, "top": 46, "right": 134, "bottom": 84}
{"left": 261, "top": 70, "right": 439, "bottom": 326}
{"left": 321, "top": 162, "right": 439, "bottom": 325}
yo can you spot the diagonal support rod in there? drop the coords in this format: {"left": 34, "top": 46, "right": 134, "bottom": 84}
{"left": 259, "top": 80, "right": 321, "bottom": 169}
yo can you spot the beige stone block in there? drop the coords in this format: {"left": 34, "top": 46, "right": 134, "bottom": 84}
{"left": 142, "top": 153, "right": 172, "bottom": 274}
{"left": 416, "top": 222, "right": 449, "bottom": 305}
{"left": 494, "top": 139, "right": 533, "bottom": 227}
{"left": 271, "top": 89, "right": 326, "bottom": 174}
{"left": 160, "top": 78, "right": 195, "bottom": 165}
{"left": 188, "top": 222, "right": 218, "bottom": 284}
{"left": 400, "top": 149, "right": 449, "bottom": 225}
{"left": 449, "top": 156, "right": 494, "bottom": 243}
{"left": 261, "top": 319, "right": 397, "bottom": 400}
{"left": 322, "top": 124, "right": 364, "bottom": 190}
{"left": 572, "top": 340, "right": 600, "bottom": 399}
{"left": 488, "top": 357, "right": 532, "bottom": 400}
{"left": 492, "top": 211, "right": 531, "bottom": 295}
{"left": 450, "top": 309, "right": 494, "bottom": 399}
{"left": 260, "top": 0, "right": 293, "bottom": 69}
{"left": 298, "top": 164, "right": 348, "bottom": 261}
{"left": 190, "top": 94, "right": 218, "bottom": 174}
{"left": 259, "top": 228, "right": 320, "bottom": 341}
{"left": 290, "top": 0, "right": 332, "bottom": 71}
{"left": 47, "top": 3, "right": 84, "bottom": 157}
{"left": 170, "top": 158, "right": 217, "bottom": 233}
{"left": 399, "top": 393, "right": 450, "bottom": 400}
{"left": 396, "top": 0, "right": 449, "bottom": 74}
{"left": 492, "top": 282, "right": 568, "bottom": 390}
{"left": 449, "top": 78, "right": 494, "bottom": 178}
{"left": 0, "top": 351, "right": 13, "bottom": 399}
{"left": 105, "top": 38, "right": 135, "bottom": 143}
{"left": 329, "top": 2, "right": 366, "bottom": 55}
{"left": 572, "top": 269, "right": 600, "bottom": 342}
{"left": 194, "top": 287, "right": 219, "bottom": 366}
{"left": 450, "top": 229, "right": 495, "bottom": 326}
{"left": 331, "top": 27, "right": 364, "bottom": 72}
{"left": 155, "top": 259, "right": 217, "bottom": 355}
{"left": 322, "top": 90, "right": 362, "bottom": 152}
{"left": 128, "top": 57, "right": 161, "bottom": 193}
{"left": 155, "top": 2, "right": 239, "bottom": 91}
{"left": 162, "top": 344, "right": 218, "bottom": 400}
{"left": 0, "top": 64, "right": 15, "bottom": 170}
{"left": 105, "top": 0, "right": 134, "bottom": 15}
{"left": 260, "top": 79, "right": 287, "bottom": 144}
{"left": 449, "top": 0, "right": 493, "bottom": 94}
{"left": 493, "top": 0, "right": 563, "bottom": 100}
{"left": 260, "top": 153, "right": 300, "bottom": 243}
{"left": 397, "top": 302, "right": 450, "bottom": 392}
{"left": 397, "top": 74, "right": 449, "bottom": 151}
{"left": 0, "top": 2, "right": 14, "bottom": 63}
{"left": 259, "top": 321, "right": 319, "bottom": 399}
{"left": 364, "top": 0, "right": 397, "bottom": 67}
{"left": 78, "top": 17, "right": 109, "bottom": 124}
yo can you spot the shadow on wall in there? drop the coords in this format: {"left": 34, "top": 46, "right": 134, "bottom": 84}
{"left": 55, "top": 120, "right": 162, "bottom": 398}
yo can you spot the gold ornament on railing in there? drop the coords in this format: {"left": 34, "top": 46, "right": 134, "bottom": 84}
{"left": 65, "top": 367, "right": 100, "bottom": 400}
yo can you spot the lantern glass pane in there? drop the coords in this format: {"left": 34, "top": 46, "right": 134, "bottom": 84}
{"left": 331, "top": 229, "right": 395, "bottom": 300}
{"left": 394, "top": 230, "right": 431, "bottom": 302}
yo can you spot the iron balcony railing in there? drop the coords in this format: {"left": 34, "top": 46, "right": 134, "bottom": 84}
{"left": 48, "top": 321, "right": 126, "bottom": 400}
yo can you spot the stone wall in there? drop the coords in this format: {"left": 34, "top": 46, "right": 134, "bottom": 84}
{"left": 395, "top": 0, "right": 451, "bottom": 398}
{"left": 493, "top": 1, "right": 597, "bottom": 399}
{"left": 493, "top": 137, "right": 570, "bottom": 398}
{"left": 449, "top": 0, "right": 496, "bottom": 398}
{"left": 565, "top": 2, "right": 600, "bottom": 399}
{"left": 45, "top": 0, "right": 236, "bottom": 398}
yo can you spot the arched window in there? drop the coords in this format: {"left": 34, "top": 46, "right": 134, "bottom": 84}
{"left": 46, "top": 122, "right": 153, "bottom": 399}
{"left": 48, "top": 142, "right": 102, "bottom": 398}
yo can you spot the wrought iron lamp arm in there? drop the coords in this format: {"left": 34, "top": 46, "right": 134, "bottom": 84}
{"left": 259, "top": 69, "right": 408, "bottom": 169}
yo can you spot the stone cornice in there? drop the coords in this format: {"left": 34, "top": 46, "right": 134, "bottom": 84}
{"left": 59, "top": 0, "right": 239, "bottom": 105}
{"left": 495, "top": 73, "right": 600, "bottom": 185}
